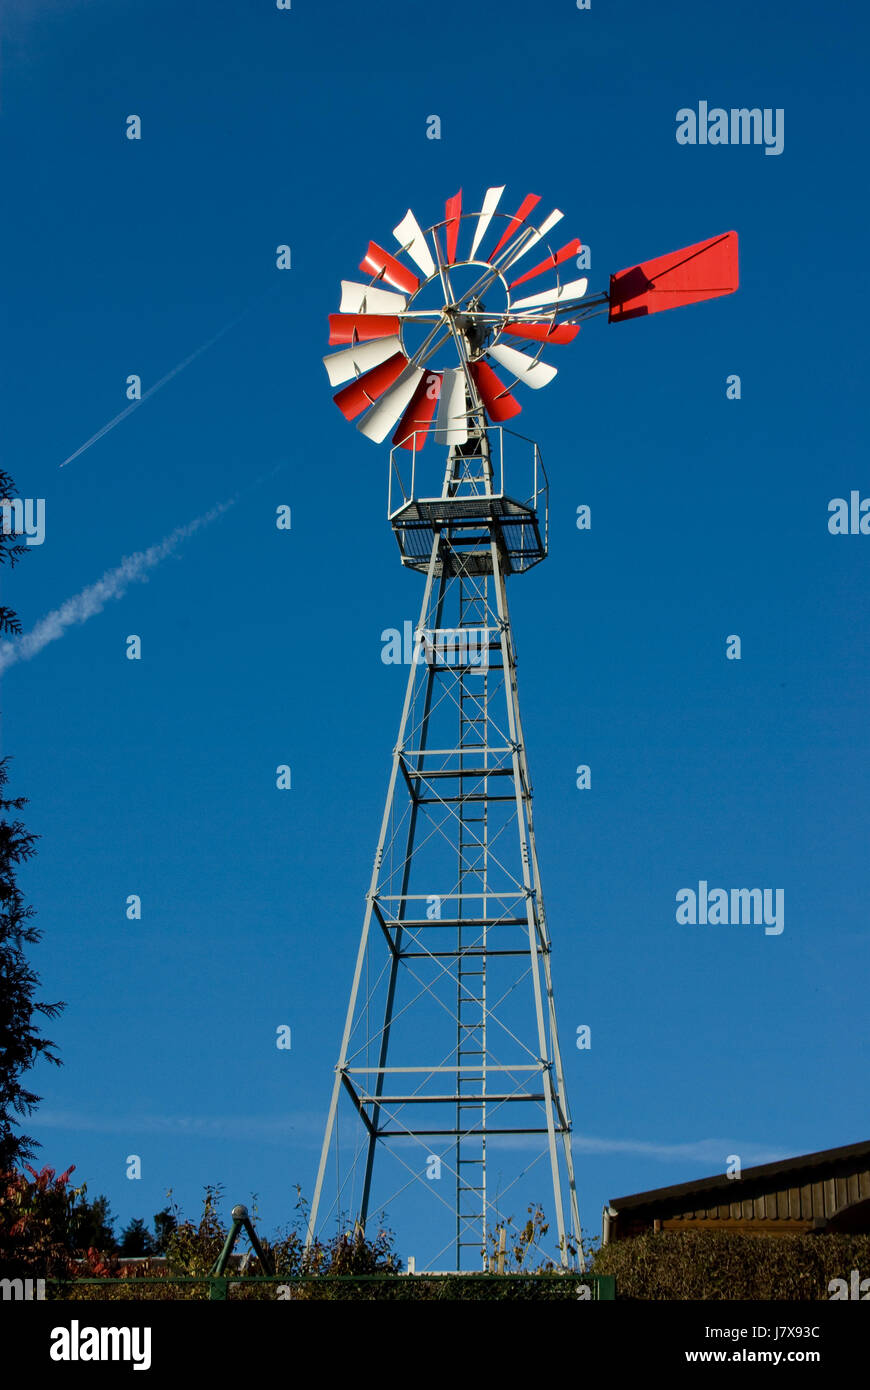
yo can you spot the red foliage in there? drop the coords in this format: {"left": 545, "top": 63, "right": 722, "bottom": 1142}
{"left": 1, "top": 1164, "right": 79, "bottom": 1277}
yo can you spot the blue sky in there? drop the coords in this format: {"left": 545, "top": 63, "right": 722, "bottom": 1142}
{"left": 1, "top": 0, "right": 868, "bottom": 1262}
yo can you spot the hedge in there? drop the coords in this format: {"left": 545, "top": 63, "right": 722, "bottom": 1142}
{"left": 46, "top": 1273, "right": 608, "bottom": 1301}
{"left": 591, "top": 1231, "right": 870, "bottom": 1300}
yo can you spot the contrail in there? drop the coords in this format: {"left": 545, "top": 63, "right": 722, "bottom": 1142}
{"left": 59, "top": 285, "right": 280, "bottom": 468}
{"left": 0, "top": 498, "right": 235, "bottom": 674}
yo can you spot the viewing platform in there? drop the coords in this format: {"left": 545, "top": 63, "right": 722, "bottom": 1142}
{"left": 388, "top": 425, "right": 549, "bottom": 576}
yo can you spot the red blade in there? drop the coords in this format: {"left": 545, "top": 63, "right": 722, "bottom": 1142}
{"left": 609, "top": 231, "right": 739, "bottom": 322}
{"left": 471, "top": 361, "right": 522, "bottom": 422}
{"left": 359, "top": 242, "right": 420, "bottom": 296}
{"left": 392, "top": 372, "right": 442, "bottom": 451}
{"left": 333, "top": 353, "right": 407, "bottom": 420}
{"left": 445, "top": 190, "right": 462, "bottom": 265}
{"left": 328, "top": 313, "right": 401, "bottom": 346}
{"left": 501, "top": 321, "right": 580, "bottom": 344}
{"left": 509, "top": 239, "right": 582, "bottom": 289}
{"left": 487, "top": 193, "right": 542, "bottom": 263}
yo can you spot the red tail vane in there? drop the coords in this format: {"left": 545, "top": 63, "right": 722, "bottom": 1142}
{"left": 608, "top": 231, "right": 739, "bottom": 322}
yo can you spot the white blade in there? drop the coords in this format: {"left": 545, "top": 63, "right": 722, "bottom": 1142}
{"left": 434, "top": 368, "right": 468, "bottom": 446}
{"left": 357, "top": 365, "right": 424, "bottom": 443}
{"left": 501, "top": 208, "right": 564, "bottom": 270}
{"left": 488, "top": 343, "right": 557, "bottom": 389}
{"left": 339, "top": 280, "right": 407, "bottom": 314}
{"left": 469, "top": 185, "right": 504, "bottom": 259}
{"left": 393, "top": 209, "right": 436, "bottom": 279}
{"left": 510, "top": 276, "right": 588, "bottom": 310}
{"left": 323, "top": 335, "right": 402, "bottom": 387}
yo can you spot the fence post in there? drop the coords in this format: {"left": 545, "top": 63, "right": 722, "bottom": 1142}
{"left": 209, "top": 1277, "right": 228, "bottom": 1301}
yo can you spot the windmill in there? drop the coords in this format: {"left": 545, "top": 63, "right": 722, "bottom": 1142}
{"left": 307, "top": 187, "right": 738, "bottom": 1273}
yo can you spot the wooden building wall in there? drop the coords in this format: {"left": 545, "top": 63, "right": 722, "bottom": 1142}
{"left": 614, "top": 1165, "right": 870, "bottom": 1239}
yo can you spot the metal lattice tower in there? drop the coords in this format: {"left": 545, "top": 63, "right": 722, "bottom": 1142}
{"left": 307, "top": 188, "right": 739, "bottom": 1272}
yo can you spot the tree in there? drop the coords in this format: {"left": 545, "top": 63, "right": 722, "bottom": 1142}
{"left": 483, "top": 1202, "right": 591, "bottom": 1272}
{"left": 118, "top": 1208, "right": 177, "bottom": 1256}
{"left": 0, "top": 468, "right": 27, "bottom": 639}
{"left": 0, "top": 1163, "right": 79, "bottom": 1278}
{"left": 0, "top": 1165, "right": 121, "bottom": 1275}
{"left": 0, "top": 764, "right": 65, "bottom": 1170}
{"left": 71, "top": 1192, "right": 116, "bottom": 1252}
{"left": 119, "top": 1217, "right": 156, "bottom": 1257}
{"left": 163, "top": 1185, "right": 401, "bottom": 1278}
{"left": 164, "top": 1185, "right": 230, "bottom": 1276}
{"left": 151, "top": 1207, "right": 177, "bottom": 1254}
{"left": 0, "top": 469, "right": 63, "bottom": 1170}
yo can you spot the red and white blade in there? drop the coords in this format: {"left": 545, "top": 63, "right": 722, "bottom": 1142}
{"left": 510, "top": 276, "right": 588, "bottom": 310}
{"left": 434, "top": 368, "right": 469, "bottom": 446}
{"left": 328, "top": 314, "right": 400, "bottom": 345}
{"left": 488, "top": 193, "right": 541, "bottom": 263}
{"left": 471, "top": 361, "right": 522, "bottom": 422}
{"left": 323, "top": 335, "right": 404, "bottom": 387}
{"left": 488, "top": 342, "right": 557, "bottom": 389}
{"left": 340, "top": 280, "right": 407, "bottom": 314}
{"left": 469, "top": 186, "right": 504, "bottom": 259}
{"left": 502, "top": 321, "right": 580, "bottom": 344}
{"left": 444, "top": 190, "right": 462, "bottom": 264}
{"left": 500, "top": 208, "right": 564, "bottom": 270}
{"left": 509, "top": 239, "right": 582, "bottom": 289}
{"left": 360, "top": 241, "right": 420, "bottom": 296}
{"left": 393, "top": 372, "right": 442, "bottom": 451}
{"left": 332, "top": 354, "right": 408, "bottom": 420}
{"left": 358, "top": 364, "right": 425, "bottom": 442}
{"left": 393, "top": 210, "right": 436, "bottom": 279}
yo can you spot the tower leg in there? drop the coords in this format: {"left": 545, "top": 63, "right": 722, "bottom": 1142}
{"left": 306, "top": 539, "right": 442, "bottom": 1248}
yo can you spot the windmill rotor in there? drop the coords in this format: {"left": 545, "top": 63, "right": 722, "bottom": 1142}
{"left": 324, "top": 186, "right": 739, "bottom": 448}
{"left": 324, "top": 188, "right": 594, "bottom": 447}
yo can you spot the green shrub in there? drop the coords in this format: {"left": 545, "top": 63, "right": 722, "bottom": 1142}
{"left": 591, "top": 1231, "right": 870, "bottom": 1300}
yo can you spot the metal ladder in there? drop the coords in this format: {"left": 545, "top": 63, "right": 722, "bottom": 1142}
{"left": 455, "top": 575, "right": 489, "bottom": 1266}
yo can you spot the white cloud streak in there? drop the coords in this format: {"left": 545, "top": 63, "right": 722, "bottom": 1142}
{"left": 570, "top": 1134, "right": 788, "bottom": 1165}
{"left": 59, "top": 287, "right": 279, "bottom": 469}
{"left": 484, "top": 1133, "right": 789, "bottom": 1165}
{"left": 34, "top": 1110, "right": 303, "bottom": 1141}
{"left": 0, "top": 498, "right": 234, "bottom": 675}
{"left": 32, "top": 1111, "right": 789, "bottom": 1169}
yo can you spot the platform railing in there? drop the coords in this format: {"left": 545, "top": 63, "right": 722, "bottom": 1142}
{"left": 388, "top": 424, "right": 548, "bottom": 522}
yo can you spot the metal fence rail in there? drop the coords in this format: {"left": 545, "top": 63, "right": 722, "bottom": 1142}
{"left": 45, "top": 1273, "right": 615, "bottom": 1301}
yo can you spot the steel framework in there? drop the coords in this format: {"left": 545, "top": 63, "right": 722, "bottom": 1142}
{"left": 307, "top": 401, "right": 582, "bottom": 1272}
